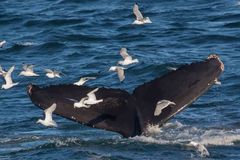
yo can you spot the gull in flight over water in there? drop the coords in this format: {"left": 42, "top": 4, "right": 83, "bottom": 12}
{"left": 118, "top": 48, "right": 139, "bottom": 66}
{"left": 109, "top": 66, "right": 126, "bottom": 82}
{"left": 188, "top": 141, "right": 210, "bottom": 157}
{"left": 45, "top": 69, "right": 61, "bottom": 78}
{"left": 0, "top": 40, "right": 6, "bottom": 48}
{"left": 1, "top": 66, "right": 19, "bottom": 89}
{"left": 133, "top": 3, "right": 152, "bottom": 25}
{"left": 37, "top": 103, "right": 58, "bottom": 127}
{"left": 154, "top": 100, "right": 176, "bottom": 116}
{"left": 19, "top": 64, "right": 39, "bottom": 77}
{"left": 74, "top": 77, "right": 96, "bottom": 86}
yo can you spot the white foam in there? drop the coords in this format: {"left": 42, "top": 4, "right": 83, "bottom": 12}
{"left": 18, "top": 42, "right": 36, "bottom": 46}
{"left": 132, "top": 121, "right": 240, "bottom": 147}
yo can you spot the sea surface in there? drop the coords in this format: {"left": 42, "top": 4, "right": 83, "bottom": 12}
{"left": 0, "top": 0, "right": 240, "bottom": 159}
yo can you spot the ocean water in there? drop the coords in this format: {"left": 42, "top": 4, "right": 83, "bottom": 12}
{"left": 0, "top": 0, "right": 240, "bottom": 159}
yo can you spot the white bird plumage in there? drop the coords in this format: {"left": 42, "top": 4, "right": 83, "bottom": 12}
{"left": 19, "top": 64, "right": 39, "bottom": 77}
{"left": 154, "top": 100, "right": 176, "bottom": 116}
{"left": 109, "top": 66, "right": 126, "bottom": 82}
{"left": 133, "top": 3, "right": 152, "bottom": 25}
{"left": 72, "top": 88, "right": 103, "bottom": 108}
{"left": 45, "top": 69, "right": 61, "bottom": 78}
{"left": 84, "top": 88, "right": 103, "bottom": 105}
{"left": 1, "top": 66, "right": 19, "bottom": 89}
{"left": 36, "top": 103, "right": 58, "bottom": 127}
{"left": 0, "top": 40, "right": 6, "bottom": 48}
{"left": 0, "top": 65, "right": 6, "bottom": 76}
{"left": 74, "top": 77, "right": 96, "bottom": 86}
{"left": 73, "top": 97, "right": 90, "bottom": 108}
{"left": 118, "top": 48, "right": 139, "bottom": 65}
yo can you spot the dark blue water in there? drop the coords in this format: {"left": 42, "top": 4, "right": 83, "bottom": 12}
{"left": 0, "top": 0, "right": 240, "bottom": 159}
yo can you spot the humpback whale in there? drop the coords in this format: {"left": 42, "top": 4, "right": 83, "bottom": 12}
{"left": 28, "top": 55, "right": 224, "bottom": 137}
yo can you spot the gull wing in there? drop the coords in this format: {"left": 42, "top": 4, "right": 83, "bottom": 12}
{"left": 5, "top": 66, "right": 15, "bottom": 84}
{"left": 133, "top": 4, "right": 144, "bottom": 21}
{"left": 154, "top": 100, "right": 175, "bottom": 116}
{"left": 0, "top": 65, "right": 6, "bottom": 74}
{"left": 26, "top": 65, "right": 34, "bottom": 72}
{"left": 44, "top": 103, "right": 57, "bottom": 122}
{"left": 87, "top": 88, "right": 99, "bottom": 100}
{"left": 28, "top": 84, "right": 140, "bottom": 137}
{"left": 120, "top": 48, "right": 130, "bottom": 59}
{"left": 45, "top": 69, "right": 53, "bottom": 73}
{"left": 28, "top": 55, "right": 224, "bottom": 138}
{"left": 133, "top": 55, "right": 224, "bottom": 132}
{"left": 117, "top": 67, "right": 125, "bottom": 82}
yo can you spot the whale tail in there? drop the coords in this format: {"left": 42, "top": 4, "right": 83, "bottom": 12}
{"left": 28, "top": 55, "right": 224, "bottom": 137}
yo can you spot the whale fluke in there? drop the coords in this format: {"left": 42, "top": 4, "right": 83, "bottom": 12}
{"left": 28, "top": 55, "right": 224, "bottom": 137}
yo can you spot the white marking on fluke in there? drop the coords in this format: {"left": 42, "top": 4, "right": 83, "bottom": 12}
{"left": 19, "top": 64, "right": 39, "bottom": 77}
{"left": 154, "top": 100, "right": 176, "bottom": 116}
{"left": 74, "top": 77, "right": 96, "bottom": 86}
{"left": 133, "top": 3, "right": 152, "bottom": 25}
{"left": 37, "top": 103, "right": 58, "bottom": 127}
{"left": 109, "top": 66, "right": 126, "bottom": 82}
{"left": 1, "top": 66, "right": 19, "bottom": 89}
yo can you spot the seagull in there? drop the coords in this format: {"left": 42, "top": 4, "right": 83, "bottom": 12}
{"left": 36, "top": 103, "right": 58, "bottom": 127}
{"left": 0, "top": 40, "right": 6, "bottom": 48}
{"left": 109, "top": 66, "right": 126, "bottom": 82}
{"left": 45, "top": 69, "right": 61, "bottom": 78}
{"left": 118, "top": 48, "right": 139, "bottom": 66}
{"left": 133, "top": 3, "right": 152, "bottom": 25}
{"left": 74, "top": 77, "right": 96, "bottom": 86}
{"left": 84, "top": 88, "right": 103, "bottom": 105}
{"left": 188, "top": 141, "right": 210, "bottom": 157}
{"left": 1, "top": 66, "right": 19, "bottom": 89}
{"left": 154, "top": 100, "right": 176, "bottom": 116}
{"left": 74, "top": 97, "right": 90, "bottom": 108}
{"left": 19, "top": 64, "right": 39, "bottom": 77}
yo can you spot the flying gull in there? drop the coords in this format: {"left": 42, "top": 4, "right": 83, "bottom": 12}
{"left": 45, "top": 69, "right": 61, "bottom": 78}
{"left": 154, "top": 100, "right": 176, "bottom": 116}
{"left": 74, "top": 77, "right": 96, "bottom": 86}
{"left": 19, "top": 64, "right": 39, "bottom": 77}
{"left": 118, "top": 48, "right": 139, "bottom": 66}
{"left": 37, "top": 103, "right": 58, "bottom": 127}
{"left": 1, "top": 66, "right": 19, "bottom": 89}
{"left": 109, "top": 66, "right": 126, "bottom": 82}
{"left": 133, "top": 3, "right": 152, "bottom": 25}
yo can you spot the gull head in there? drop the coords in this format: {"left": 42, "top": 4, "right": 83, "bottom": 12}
{"left": 109, "top": 66, "right": 117, "bottom": 71}
{"left": 36, "top": 119, "right": 42, "bottom": 124}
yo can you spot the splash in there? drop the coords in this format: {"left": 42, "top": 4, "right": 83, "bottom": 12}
{"left": 132, "top": 121, "right": 240, "bottom": 157}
